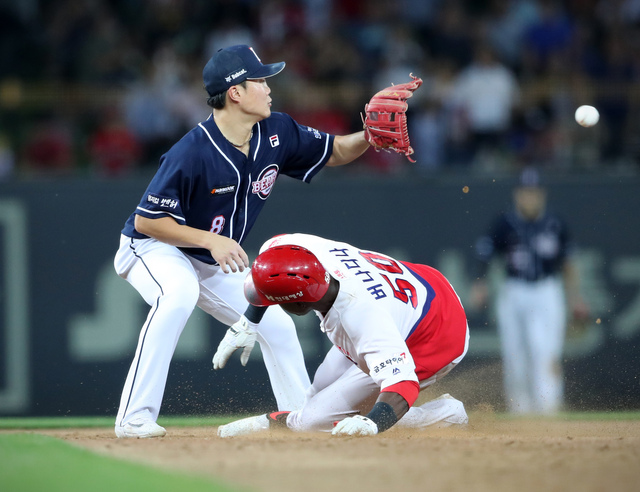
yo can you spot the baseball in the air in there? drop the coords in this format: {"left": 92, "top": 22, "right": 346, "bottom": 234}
{"left": 575, "top": 105, "right": 600, "bottom": 127}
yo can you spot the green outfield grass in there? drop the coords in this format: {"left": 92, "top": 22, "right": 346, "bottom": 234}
{"left": 0, "top": 432, "right": 245, "bottom": 492}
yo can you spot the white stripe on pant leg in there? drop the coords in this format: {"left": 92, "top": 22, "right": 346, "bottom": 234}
{"left": 116, "top": 275, "right": 199, "bottom": 425}
{"left": 115, "top": 241, "right": 200, "bottom": 426}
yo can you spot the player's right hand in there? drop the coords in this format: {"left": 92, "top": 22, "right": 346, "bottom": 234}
{"left": 212, "top": 316, "right": 258, "bottom": 369}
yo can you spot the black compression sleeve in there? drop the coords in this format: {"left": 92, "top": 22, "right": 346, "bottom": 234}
{"left": 244, "top": 304, "right": 268, "bottom": 324}
{"left": 365, "top": 402, "right": 398, "bottom": 433}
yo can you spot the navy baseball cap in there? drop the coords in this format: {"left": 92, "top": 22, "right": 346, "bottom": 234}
{"left": 203, "top": 45, "right": 286, "bottom": 96}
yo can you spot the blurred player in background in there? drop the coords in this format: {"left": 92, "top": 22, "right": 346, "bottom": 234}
{"left": 214, "top": 233, "right": 469, "bottom": 437}
{"left": 469, "top": 167, "right": 589, "bottom": 415}
{"left": 113, "top": 45, "right": 372, "bottom": 438}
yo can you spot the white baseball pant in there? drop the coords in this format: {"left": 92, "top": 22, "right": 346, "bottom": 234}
{"left": 496, "top": 277, "right": 567, "bottom": 414}
{"left": 113, "top": 235, "right": 310, "bottom": 426}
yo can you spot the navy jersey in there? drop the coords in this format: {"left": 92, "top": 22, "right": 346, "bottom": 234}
{"left": 122, "top": 112, "right": 335, "bottom": 264}
{"left": 474, "top": 210, "right": 572, "bottom": 281}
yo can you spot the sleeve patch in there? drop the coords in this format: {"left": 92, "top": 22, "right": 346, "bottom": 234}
{"left": 145, "top": 193, "right": 180, "bottom": 210}
{"left": 369, "top": 352, "right": 409, "bottom": 376}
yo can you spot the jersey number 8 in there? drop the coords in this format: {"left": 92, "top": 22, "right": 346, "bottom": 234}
{"left": 210, "top": 215, "right": 225, "bottom": 234}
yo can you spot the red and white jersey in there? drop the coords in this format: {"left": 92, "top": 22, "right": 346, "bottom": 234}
{"left": 259, "top": 234, "right": 468, "bottom": 392}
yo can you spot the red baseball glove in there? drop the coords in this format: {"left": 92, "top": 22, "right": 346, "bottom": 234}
{"left": 362, "top": 74, "right": 423, "bottom": 162}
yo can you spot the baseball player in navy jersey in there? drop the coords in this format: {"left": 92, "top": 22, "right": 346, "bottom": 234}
{"left": 214, "top": 233, "right": 470, "bottom": 437}
{"left": 469, "top": 167, "right": 589, "bottom": 415}
{"left": 113, "top": 45, "right": 372, "bottom": 438}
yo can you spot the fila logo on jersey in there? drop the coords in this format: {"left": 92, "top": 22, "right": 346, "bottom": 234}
{"left": 269, "top": 135, "right": 280, "bottom": 147}
{"left": 252, "top": 164, "right": 279, "bottom": 200}
{"left": 210, "top": 185, "right": 236, "bottom": 195}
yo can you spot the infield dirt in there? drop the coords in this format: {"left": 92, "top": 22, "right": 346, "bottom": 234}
{"left": 42, "top": 415, "right": 640, "bottom": 492}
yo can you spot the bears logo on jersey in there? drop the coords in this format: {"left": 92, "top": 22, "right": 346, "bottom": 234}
{"left": 252, "top": 164, "right": 279, "bottom": 200}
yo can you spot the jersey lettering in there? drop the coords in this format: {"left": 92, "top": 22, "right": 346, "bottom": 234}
{"left": 146, "top": 193, "right": 179, "bottom": 210}
{"left": 329, "top": 248, "right": 349, "bottom": 257}
{"left": 329, "top": 247, "right": 418, "bottom": 304}
{"left": 341, "top": 258, "right": 361, "bottom": 269}
{"left": 367, "top": 284, "right": 387, "bottom": 300}
{"left": 354, "top": 270, "right": 375, "bottom": 282}
{"left": 370, "top": 352, "right": 408, "bottom": 375}
{"left": 252, "top": 165, "right": 279, "bottom": 200}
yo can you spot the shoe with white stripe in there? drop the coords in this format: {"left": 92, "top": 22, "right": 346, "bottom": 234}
{"left": 115, "top": 418, "right": 166, "bottom": 438}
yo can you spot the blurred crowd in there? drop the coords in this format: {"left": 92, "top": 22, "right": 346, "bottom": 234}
{"left": 1, "top": 0, "right": 640, "bottom": 178}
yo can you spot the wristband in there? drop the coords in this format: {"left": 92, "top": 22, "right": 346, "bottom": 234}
{"left": 365, "top": 402, "right": 398, "bottom": 433}
{"left": 245, "top": 304, "right": 268, "bottom": 324}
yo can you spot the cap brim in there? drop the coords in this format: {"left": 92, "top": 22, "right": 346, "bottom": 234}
{"left": 247, "top": 61, "right": 285, "bottom": 80}
{"left": 244, "top": 273, "right": 276, "bottom": 307}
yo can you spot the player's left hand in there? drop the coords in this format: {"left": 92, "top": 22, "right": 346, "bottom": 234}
{"left": 212, "top": 316, "right": 258, "bottom": 369}
{"left": 332, "top": 415, "right": 378, "bottom": 437}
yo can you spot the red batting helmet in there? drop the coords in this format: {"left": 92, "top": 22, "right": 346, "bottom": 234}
{"left": 244, "top": 245, "right": 330, "bottom": 306}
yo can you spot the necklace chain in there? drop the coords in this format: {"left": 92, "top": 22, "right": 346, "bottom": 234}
{"left": 226, "top": 129, "right": 253, "bottom": 148}
{"left": 214, "top": 115, "right": 253, "bottom": 148}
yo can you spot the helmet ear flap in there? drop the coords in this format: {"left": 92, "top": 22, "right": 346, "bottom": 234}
{"left": 247, "top": 245, "right": 330, "bottom": 305}
{"left": 244, "top": 273, "right": 274, "bottom": 307}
